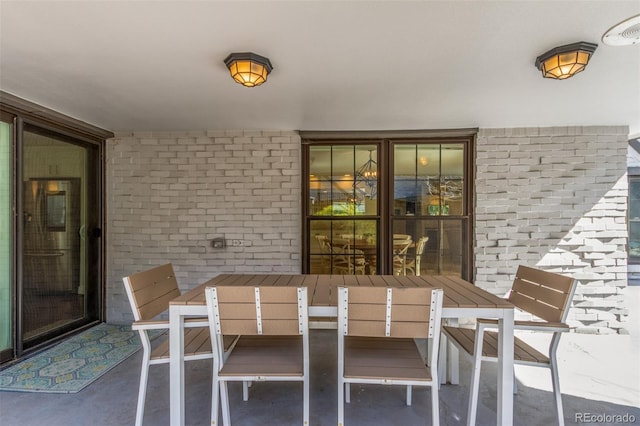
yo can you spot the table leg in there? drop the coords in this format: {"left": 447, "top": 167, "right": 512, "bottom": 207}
{"left": 447, "top": 341, "right": 459, "bottom": 385}
{"left": 169, "top": 306, "right": 185, "bottom": 426}
{"left": 497, "top": 309, "right": 514, "bottom": 426}
{"left": 445, "top": 318, "right": 459, "bottom": 385}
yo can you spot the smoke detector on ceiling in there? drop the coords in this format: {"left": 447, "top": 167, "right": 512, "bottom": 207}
{"left": 602, "top": 14, "right": 640, "bottom": 46}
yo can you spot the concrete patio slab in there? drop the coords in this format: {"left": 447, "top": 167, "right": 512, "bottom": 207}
{"left": 0, "top": 286, "right": 638, "bottom": 425}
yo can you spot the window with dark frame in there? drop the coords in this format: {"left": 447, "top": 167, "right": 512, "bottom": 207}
{"left": 301, "top": 132, "right": 475, "bottom": 280}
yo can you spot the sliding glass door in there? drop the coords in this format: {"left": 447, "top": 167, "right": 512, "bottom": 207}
{"left": 20, "top": 124, "right": 102, "bottom": 350}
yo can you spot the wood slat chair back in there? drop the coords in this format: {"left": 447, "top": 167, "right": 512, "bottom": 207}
{"left": 337, "top": 286, "right": 444, "bottom": 426}
{"left": 205, "top": 286, "right": 310, "bottom": 426}
{"left": 123, "top": 263, "right": 216, "bottom": 426}
{"left": 124, "top": 263, "right": 181, "bottom": 322}
{"left": 209, "top": 286, "right": 306, "bottom": 336}
{"left": 341, "top": 286, "right": 439, "bottom": 339}
{"left": 508, "top": 265, "right": 575, "bottom": 323}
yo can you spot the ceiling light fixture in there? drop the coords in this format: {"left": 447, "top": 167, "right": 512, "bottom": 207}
{"left": 534, "top": 42, "right": 598, "bottom": 80}
{"left": 223, "top": 52, "right": 273, "bottom": 87}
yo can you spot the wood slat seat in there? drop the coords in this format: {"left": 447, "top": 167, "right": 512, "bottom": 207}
{"left": 205, "top": 285, "right": 310, "bottom": 426}
{"left": 442, "top": 327, "right": 550, "bottom": 364}
{"left": 219, "top": 335, "right": 303, "bottom": 377}
{"left": 344, "top": 336, "right": 432, "bottom": 381}
{"left": 442, "top": 265, "right": 577, "bottom": 426}
{"left": 150, "top": 331, "right": 239, "bottom": 360}
{"left": 337, "top": 286, "right": 444, "bottom": 426}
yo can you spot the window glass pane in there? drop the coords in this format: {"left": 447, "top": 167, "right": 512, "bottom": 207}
{"left": 333, "top": 145, "right": 358, "bottom": 215}
{"left": 392, "top": 219, "right": 438, "bottom": 276}
{"left": 418, "top": 144, "right": 441, "bottom": 216}
{"left": 354, "top": 145, "right": 377, "bottom": 212}
{"left": 310, "top": 145, "right": 377, "bottom": 216}
{"left": 629, "top": 178, "right": 640, "bottom": 219}
{"left": 309, "top": 145, "right": 330, "bottom": 177}
{"left": 310, "top": 220, "right": 331, "bottom": 273}
{"left": 310, "top": 218, "right": 377, "bottom": 274}
{"left": 0, "top": 121, "right": 11, "bottom": 352}
{"left": 442, "top": 220, "right": 463, "bottom": 275}
{"left": 394, "top": 145, "right": 418, "bottom": 217}
{"left": 629, "top": 222, "right": 640, "bottom": 261}
{"left": 442, "top": 144, "right": 464, "bottom": 216}
{"left": 629, "top": 178, "right": 640, "bottom": 261}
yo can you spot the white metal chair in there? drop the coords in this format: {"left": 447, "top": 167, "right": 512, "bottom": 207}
{"left": 205, "top": 285, "right": 310, "bottom": 426}
{"left": 443, "top": 265, "right": 577, "bottom": 426}
{"left": 337, "top": 286, "right": 444, "bottom": 426}
{"left": 123, "top": 264, "right": 237, "bottom": 426}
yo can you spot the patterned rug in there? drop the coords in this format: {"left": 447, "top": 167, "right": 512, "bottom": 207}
{"left": 0, "top": 323, "right": 146, "bottom": 393}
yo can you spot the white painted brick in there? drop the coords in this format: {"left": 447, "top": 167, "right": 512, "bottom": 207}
{"left": 474, "top": 126, "right": 629, "bottom": 333}
{"left": 105, "top": 130, "right": 302, "bottom": 323}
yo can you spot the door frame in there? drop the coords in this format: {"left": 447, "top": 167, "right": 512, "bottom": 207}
{"left": 0, "top": 92, "right": 112, "bottom": 362}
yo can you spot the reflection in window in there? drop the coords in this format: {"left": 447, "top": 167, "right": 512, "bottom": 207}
{"left": 392, "top": 143, "right": 467, "bottom": 276}
{"left": 394, "top": 144, "right": 464, "bottom": 217}
{"left": 308, "top": 145, "right": 377, "bottom": 217}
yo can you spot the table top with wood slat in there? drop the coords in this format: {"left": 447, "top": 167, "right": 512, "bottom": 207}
{"left": 170, "top": 274, "right": 514, "bottom": 312}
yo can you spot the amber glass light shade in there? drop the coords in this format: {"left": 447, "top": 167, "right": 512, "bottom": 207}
{"left": 535, "top": 42, "right": 598, "bottom": 80}
{"left": 224, "top": 52, "right": 273, "bottom": 87}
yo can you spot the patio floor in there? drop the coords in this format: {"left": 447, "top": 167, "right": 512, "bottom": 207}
{"left": 1, "top": 286, "right": 638, "bottom": 426}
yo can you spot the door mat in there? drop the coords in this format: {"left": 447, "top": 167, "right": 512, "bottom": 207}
{"left": 0, "top": 323, "right": 149, "bottom": 393}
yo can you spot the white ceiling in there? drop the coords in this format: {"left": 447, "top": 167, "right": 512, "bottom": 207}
{"left": 1, "top": 1, "right": 639, "bottom": 136}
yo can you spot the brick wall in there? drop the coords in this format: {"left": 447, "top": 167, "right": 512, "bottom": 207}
{"left": 106, "top": 126, "right": 630, "bottom": 333}
{"left": 105, "top": 130, "right": 301, "bottom": 324}
{"left": 475, "top": 126, "right": 629, "bottom": 334}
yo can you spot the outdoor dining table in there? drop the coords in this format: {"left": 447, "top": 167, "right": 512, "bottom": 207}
{"left": 169, "top": 274, "right": 515, "bottom": 425}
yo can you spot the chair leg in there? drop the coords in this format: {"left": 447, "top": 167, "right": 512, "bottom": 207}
{"left": 135, "top": 357, "right": 150, "bottom": 426}
{"left": 338, "top": 379, "right": 345, "bottom": 425}
{"left": 303, "top": 376, "right": 310, "bottom": 426}
{"left": 467, "top": 333, "right": 484, "bottom": 426}
{"left": 550, "top": 360, "right": 565, "bottom": 426}
{"left": 345, "top": 382, "right": 350, "bottom": 403}
{"left": 211, "top": 374, "right": 219, "bottom": 426}
{"left": 406, "top": 385, "right": 412, "bottom": 406}
{"left": 431, "top": 383, "right": 440, "bottom": 426}
{"left": 513, "top": 367, "right": 518, "bottom": 395}
{"left": 220, "top": 381, "right": 231, "bottom": 426}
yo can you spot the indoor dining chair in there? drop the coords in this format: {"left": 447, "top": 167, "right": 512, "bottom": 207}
{"left": 337, "top": 286, "right": 444, "bottom": 426}
{"left": 404, "top": 236, "right": 429, "bottom": 276}
{"left": 442, "top": 265, "right": 577, "bottom": 426}
{"left": 205, "top": 285, "right": 310, "bottom": 426}
{"left": 392, "top": 238, "right": 413, "bottom": 275}
{"left": 123, "top": 263, "right": 237, "bottom": 426}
